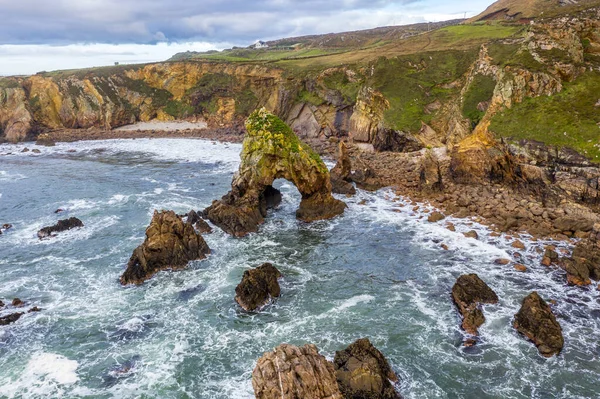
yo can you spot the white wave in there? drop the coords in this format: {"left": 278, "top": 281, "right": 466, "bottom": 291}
{"left": 0, "top": 353, "right": 79, "bottom": 398}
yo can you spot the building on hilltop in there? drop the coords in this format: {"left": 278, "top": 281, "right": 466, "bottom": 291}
{"left": 250, "top": 40, "right": 269, "bottom": 49}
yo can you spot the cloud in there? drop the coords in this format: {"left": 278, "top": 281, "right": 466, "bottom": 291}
{"left": 0, "top": 0, "right": 492, "bottom": 45}
{"left": 0, "top": 0, "right": 493, "bottom": 75}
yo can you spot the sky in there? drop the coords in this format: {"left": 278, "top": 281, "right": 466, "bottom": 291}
{"left": 0, "top": 0, "right": 494, "bottom": 76}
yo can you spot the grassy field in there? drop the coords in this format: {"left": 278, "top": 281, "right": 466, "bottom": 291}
{"left": 490, "top": 71, "right": 600, "bottom": 160}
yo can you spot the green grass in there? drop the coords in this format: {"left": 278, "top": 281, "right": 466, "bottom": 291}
{"left": 369, "top": 49, "right": 477, "bottom": 133}
{"left": 0, "top": 79, "right": 20, "bottom": 89}
{"left": 322, "top": 70, "right": 362, "bottom": 105}
{"left": 462, "top": 74, "right": 497, "bottom": 124}
{"left": 297, "top": 89, "right": 325, "bottom": 106}
{"left": 490, "top": 71, "right": 600, "bottom": 160}
{"left": 429, "top": 24, "right": 525, "bottom": 46}
{"left": 164, "top": 100, "right": 195, "bottom": 118}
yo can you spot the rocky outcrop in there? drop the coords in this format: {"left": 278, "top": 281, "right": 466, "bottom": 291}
{"left": 120, "top": 210, "right": 210, "bottom": 285}
{"left": 452, "top": 274, "right": 499, "bottom": 336}
{"left": 205, "top": 108, "right": 345, "bottom": 236}
{"left": 252, "top": 344, "right": 343, "bottom": 399}
{"left": 0, "top": 298, "right": 43, "bottom": 326}
{"left": 330, "top": 142, "right": 356, "bottom": 195}
{"left": 514, "top": 291, "right": 564, "bottom": 357}
{"left": 333, "top": 338, "right": 401, "bottom": 399}
{"left": 560, "top": 239, "right": 600, "bottom": 286}
{"left": 0, "top": 83, "right": 32, "bottom": 142}
{"left": 37, "top": 217, "right": 84, "bottom": 239}
{"left": 235, "top": 263, "right": 282, "bottom": 311}
{"left": 185, "top": 210, "right": 212, "bottom": 234}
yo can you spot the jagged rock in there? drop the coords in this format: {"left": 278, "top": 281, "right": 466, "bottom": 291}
{"left": 185, "top": 210, "right": 213, "bottom": 234}
{"left": 2, "top": 223, "right": 12, "bottom": 231}
{"left": 0, "top": 312, "right": 24, "bottom": 326}
{"left": 12, "top": 298, "right": 24, "bottom": 307}
{"left": 427, "top": 212, "right": 445, "bottom": 223}
{"left": 205, "top": 109, "right": 345, "bottom": 236}
{"left": 452, "top": 274, "right": 499, "bottom": 336}
{"left": 372, "top": 128, "right": 422, "bottom": 153}
{"left": 541, "top": 248, "right": 559, "bottom": 267}
{"left": 560, "top": 240, "right": 600, "bottom": 286}
{"left": 235, "top": 263, "right": 282, "bottom": 311}
{"left": 514, "top": 292, "right": 564, "bottom": 357}
{"left": 28, "top": 306, "right": 42, "bottom": 313}
{"left": 0, "top": 300, "right": 3, "bottom": 308}
{"left": 252, "top": 344, "right": 343, "bottom": 399}
{"left": 37, "top": 217, "right": 84, "bottom": 239}
{"left": 333, "top": 338, "right": 401, "bottom": 399}
{"left": 330, "top": 142, "right": 356, "bottom": 195}
{"left": 120, "top": 210, "right": 210, "bottom": 285}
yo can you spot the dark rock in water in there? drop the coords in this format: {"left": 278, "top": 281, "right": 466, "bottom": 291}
{"left": 252, "top": 344, "right": 343, "bottom": 399}
{"left": 0, "top": 300, "right": 4, "bottom": 308}
{"left": 2, "top": 224, "right": 12, "bottom": 230}
{"left": 21, "top": 147, "right": 30, "bottom": 153}
{"left": 12, "top": 298, "right": 24, "bottom": 307}
{"left": 102, "top": 355, "right": 142, "bottom": 388}
{"left": 32, "top": 149, "right": 41, "bottom": 154}
{"left": 186, "top": 210, "right": 201, "bottom": 226}
{"left": 514, "top": 291, "right": 564, "bottom": 357}
{"left": 109, "top": 315, "right": 155, "bottom": 341}
{"left": 0, "top": 312, "right": 24, "bottom": 326}
{"left": 54, "top": 209, "right": 65, "bottom": 214}
{"left": 333, "top": 338, "right": 401, "bottom": 399}
{"left": 120, "top": 210, "right": 210, "bottom": 285}
{"left": 330, "top": 142, "right": 356, "bottom": 195}
{"left": 28, "top": 306, "right": 42, "bottom": 313}
{"left": 235, "top": 263, "right": 282, "bottom": 311}
{"left": 463, "top": 230, "right": 479, "bottom": 239}
{"left": 452, "top": 274, "right": 498, "bottom": 337}
{"left": 177, "top": 284, "right": 206, "bottom": 301}
{"left": 37, "top": 217, "right": 84, "bottom": 239}
{"left": 205, "top": 109, "right": 345, "bottom": 237}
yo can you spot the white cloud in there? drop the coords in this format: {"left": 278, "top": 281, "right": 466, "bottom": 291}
{"left": 0, "top": 42, "right": 231, "bottom": 76}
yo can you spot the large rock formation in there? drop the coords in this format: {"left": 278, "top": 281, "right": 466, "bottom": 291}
{"left": 330, "top": 142, "right": 356, "bottom": 195}
{"left": 37, "top": 217, "right": 84, "bottom": 239}
{"left": 205, "top": 108, "right": 345, "bottom": 236}
{"left": 120, "top": 210, "right": 210, "bottom": 285}
{"left": 513, "top": 292, "right": 564, "bottom": 357}
{"left": 333, "top": 338, "right": 401, "bottom": 399}
{"left": 235, "top": 263, "right": 282, "bottom": 311}
{"left": 252, "top": 344, "right": 343, "bottom": 399}
{"left": 451, "top": 274, "right": 499, "bottom": 336}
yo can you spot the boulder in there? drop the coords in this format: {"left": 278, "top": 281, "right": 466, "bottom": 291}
{"left": 560, "top": 240, "right": 600, "bottom": 286}
{"left": 333, "top": 338, "right": 401, "bottom": 399}
{"left": 187, "top": 210, "right": 212, "bottom": 234}
{"left": 427, "top": 212, "right": 445, "bottom": 223}
{"left": 120, "top": 210, "right": 210, "bottom": 285}
{"left": 463, "top": 230, "right": 479, "bottom": 239}
{"left": 235, "top": 263, "right": 282, "bottom": 311}
{"left": 205, "top": 109, "right": 345, "bottom": 237}
{"left": 12, "top": 298, "right": 24, "bottom": 307}
{"left": 0, "top": 312, "right": 24, "bottom": 326}
{"left": 451, "top": 274, "right": 499, "bottom": 336}
{"left": 553, "top": 216, "right": 594, "bottom": 233}
{"left": 252, "top": 344, "right": 343, "bottom": 399}
{"left": 330, "top": 142, "right": 356, "bottom": 195}
{"left": 514, "top": 292, "right": 564, "bottom": 357}
{"left": 37, "top": 217, "right": 84, "bottom": 239}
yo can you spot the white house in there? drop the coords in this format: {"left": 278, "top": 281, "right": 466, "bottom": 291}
{"left": 252, "top": 40, "right": 269, "bottom": 49}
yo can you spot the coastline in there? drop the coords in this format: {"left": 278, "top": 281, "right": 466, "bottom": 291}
{"left": 7, "top": 128, "right": 595, "bottom": 250}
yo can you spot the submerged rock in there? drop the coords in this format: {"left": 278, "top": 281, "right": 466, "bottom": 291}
{"left": 514, "top": 292, "right": 564, "bottom": 357}
{"left": 120, "top": 210, "right": 210, "bottom": 285}
{"left": 333, "top": 338, "right": 401, "bottom": 399}
{"left": 37, "top": 217, "right": 84, "bottom": 239}
{"left": 252, "top": 344, "right": 343, "bottom": 399}
{"left": 452, "top": 274, "right": 498, "bottom": 336}
{"left": 330, "top": 141, "right": 356, "bottom": 195}
{"left": 235, "top": 263, "right": 282, "bottom": 311}
{"left": 205, "top": 108, "right": 345, "bottom": 237}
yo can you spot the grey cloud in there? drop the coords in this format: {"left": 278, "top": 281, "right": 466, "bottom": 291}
{"left": 0, "top": 0, "right": 421, "bottom": 45}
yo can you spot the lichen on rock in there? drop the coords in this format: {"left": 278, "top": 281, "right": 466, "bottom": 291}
{"left": 205, "top": 108, "right": 345, "bottom": 236}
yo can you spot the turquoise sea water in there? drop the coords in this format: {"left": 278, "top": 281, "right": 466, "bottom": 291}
{"left": 0, "top": 139, "right": 599, "bottom": 399}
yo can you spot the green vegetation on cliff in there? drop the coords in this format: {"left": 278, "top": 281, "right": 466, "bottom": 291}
{"left": 490, "top": 71, "right": 600, "bottom": 160}
{"left": 370, "top": 50, "right": 477, "bottom": 132}
{"left": 462, "top": 74, "right": 496, "bottom": 125}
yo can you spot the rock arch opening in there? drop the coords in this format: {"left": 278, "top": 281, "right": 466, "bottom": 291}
{"left": 205, "top": 108, "right": 345, "bottom": 237}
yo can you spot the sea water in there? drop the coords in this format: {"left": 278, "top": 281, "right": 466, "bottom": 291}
{"left": 0, "top": 139, "right": 599, "bottom": 399}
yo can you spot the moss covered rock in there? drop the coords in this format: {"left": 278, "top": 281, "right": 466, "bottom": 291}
{"left": 205, "top": 108, "right": 345, "bottom": 236}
